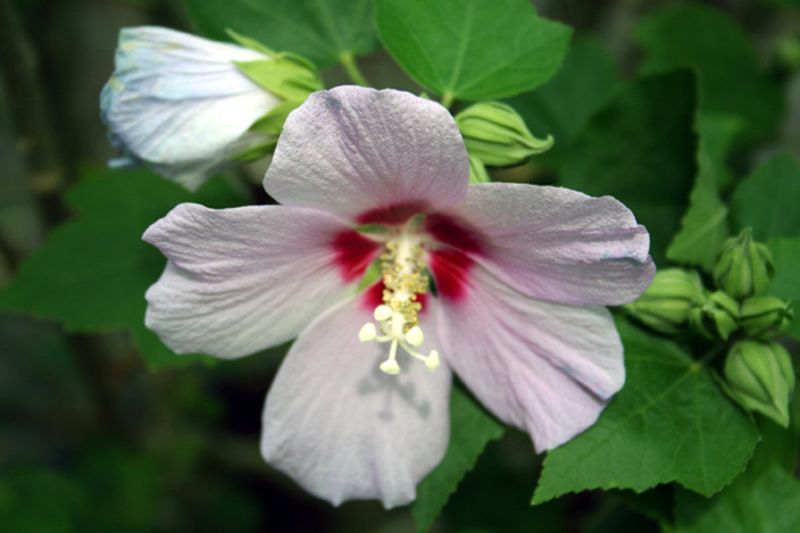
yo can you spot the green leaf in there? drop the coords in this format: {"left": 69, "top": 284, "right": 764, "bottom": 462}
{"left": 731, "top": 154, "right": 800, "bottom": 241}
{"left": 184, "top": 0, "right": 377, "bottom": 68}
{"left": 0, "top": 468, "right": 86, "bottom": 533}
{"left": 666, "top": 114, "right": 742, "bottom": 271}
{"left": 634, "top": 4, "right": 783, "bottom": 143}
{"left": 674, "top": 466, "right": 800, "bottom": 533}
{"left": 411, "top": 386, "right": 505, "bottom": 532}
{"left": 375, "top": 0, "right": 571, "bottom": 102}
{"left": 768, "top": 237, "right": 800, "bottom": 338}
{"left": 0, "top": 168, "right": 245, "bottom": 369}
{"left": 508, "top": 35, "right": 620, "bottom": 150}
{"left": 532, "top": 319, "right": 759, "bottom": 505}
{"left": 673, "top": 385, "right": 800, "bottom": 533}
{"left": 560, "top": 70, "right": 697, "bottom": 265}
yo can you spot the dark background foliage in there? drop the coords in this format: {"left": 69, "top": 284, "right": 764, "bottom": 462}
{"left": 1, "top": 0, "right": 798, "bottom": 531}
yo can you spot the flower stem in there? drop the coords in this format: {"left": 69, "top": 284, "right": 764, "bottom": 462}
{"left": 441, "top": 91, "right": 455, "bottom": 109}
{"left": 340, "top": 52, "right": 369, "bottom": 86}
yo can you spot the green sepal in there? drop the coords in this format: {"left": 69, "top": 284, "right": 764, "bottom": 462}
{"left": 235, "top": 53, "right": 322, "bottom": 103}
{"left": 456, "top": 102, "right": 554, "bottom": 167}
{"left": 624, "top": 268, "right": 706, "bottom": 334}
{"left": 713, "top": 228, "right": 775, "bottom": 300}
{"left": 468, "top": 155, "right": 490, "bottom": 184}
{"left": 226, "top": 28, "right": 276, "bottom": 56}
{"left": 740, "top": 296, "right": 794, "bottom": 339}
{"left": 689, "top": 290, "right": 740, "bottom": 340}
{"left": 231, "top": 100, "right": 304, "bottom": 162}
{"left": 357, "top": 260, "right": 383, "bottom": 293}
{"left": 723, "top": 340, "right": 796, "bottom": 427}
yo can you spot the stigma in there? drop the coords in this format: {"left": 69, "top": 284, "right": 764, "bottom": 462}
{"left": 358, "top": 233, "right": 440, "bottom": 375}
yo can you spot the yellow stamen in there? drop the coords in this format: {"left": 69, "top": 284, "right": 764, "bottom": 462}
{"left": 358, "top": 232, "right": 440, "bottom": 374}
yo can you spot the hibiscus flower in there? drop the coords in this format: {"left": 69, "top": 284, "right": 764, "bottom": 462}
{"left": 143, "top": 86, "right": 655, "bottom": 508}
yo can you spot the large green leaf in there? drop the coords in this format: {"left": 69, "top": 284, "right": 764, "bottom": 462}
{"left": 731, "top": 153, "right": 800, "bottom": 241}
{"left": 674, "top": 467, "right": 800, "bottom": 533}
{"left": 375, "top": 0, "right": 571, "bottom": 102}
{"left": 532, "top": 320, "right": 759, "bottom": 504}
{"left": 508, "top": 35, "right": 619, "bottom": 162}
{"left": 674, "top": 413, "right": 800, "bottom": 533}
{"left": 560, "top": 70, "right": 697, "bottom": 265}
{"left": 411, "top": 386, "right": 505, "bottom": 532}
{"left": 0, "top": 168, "right": 244, "bottom": 368}
{"left": 635, "top": 3, "right": 783, "bottom": 143}
{"left": 184, "top": 0, "right": 377, "bottom": 67}
{"left": 666, "top": 114, "right": 742, "bottom": 271}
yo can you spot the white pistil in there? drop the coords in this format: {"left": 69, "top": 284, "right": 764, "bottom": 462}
{"left": 357, "top": 230, "right": 441, "bottom": 375}
{"left": 360, "top": 307, "right": 440, "bottom": 374}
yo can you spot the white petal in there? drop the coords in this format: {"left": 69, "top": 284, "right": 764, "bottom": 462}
{"left": 437, "top": 267, "right": 624, "bottom": 452}
{"left": 261, "top": 296, "right": 451, "bottom": 508}
{"left": 143, "top": 203, "right": 373, "bottom": 358}
{"left": 101, "top": 26, "right": 280, "bottom": 190}
{"left": 264, "top": 86, "right": 469, "bottom": 222}
{"left": 429, "top": 182, "right": 655, "bottom": 306}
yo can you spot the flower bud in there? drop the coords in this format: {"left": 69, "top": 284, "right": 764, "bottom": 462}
{"left": 739, "top": 296, "right": 794, "bottom": 338}
{"left": 723, "top": 341, "right": 795, "bottom": 427}
{"left": 624, "top": 268, "right": 705, "bottom": 334}
{"left": 455, "top": 102, "right": 554, "bottom": 167}
{"left": 688, "top": 290, "right": 739, "bottom": 340}
{"left": 712, "top": 229, "right": 774, "bottom": 300}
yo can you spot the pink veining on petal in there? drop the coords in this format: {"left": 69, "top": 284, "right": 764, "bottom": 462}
{"left": 424, "top": 213, "right": 484, "bottom": 254}
{"left": 356, "top": 201, "right": 428, "bottom": 225}
{"left": 332, "top": 230, "right": 380, "bottom": 282}
{"left": 428, "top": 249, "right": 474, "bottom": 303}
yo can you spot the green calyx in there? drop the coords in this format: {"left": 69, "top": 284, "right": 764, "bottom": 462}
{"left": 229, "top": 29, "right": 322, "bottom": 103}
{"left": 235, "top": 54, "right": 323, "bottom": 103}
{"left": 468, "top": 154, "right": 490, "bottom": 184}
{"left": 689, "top": 290, "right": 740, "bottom": 341}
{"left": 712, "top": 229, "right": 774, "bottom": 300}
{"left": 226, "top": 30, "right": 324, "bottom": 164}
{"left": 455, "top": 102, "right": 553, "bottom": 167}
{"left": 624, "top": 268, "right": 705, "bottom": 334}
{"left": 739, "top": 296, "right": 794, "bottom": 338}
{"left": 723, "top": 340, "right": 796, "bottom": 427}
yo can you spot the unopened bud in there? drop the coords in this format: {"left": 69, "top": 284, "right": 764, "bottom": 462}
{"left": 723, "top": 341, "right": 795, "bottom": 427}
{"left": 455, "top": 102, "right": 553, "bottom": 167}
{"left": 625, "top": 268, "right": 705, "bottom": 334}
{"left": 740, "top": 297, "right": 794, "bottom": 338}
{"left": 689, "top": 290, "right": 739, "bottom": 340}
{"left": 712, "top": 229, "right": 774, "bottom": 300}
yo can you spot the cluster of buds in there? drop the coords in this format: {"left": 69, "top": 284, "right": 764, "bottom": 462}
{"left": 624, "top": 229, "right": 796, "bottom": 427}
{"left": 626, "top": 229, "right": 792, "bottom": 341}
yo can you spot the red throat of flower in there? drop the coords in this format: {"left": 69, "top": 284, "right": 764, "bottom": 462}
{"left": 330, "top": 206, "right": 484, "bottom": 375}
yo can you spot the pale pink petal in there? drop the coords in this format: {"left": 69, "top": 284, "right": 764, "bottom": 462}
{"left": 264, "top": 86, "right": 469, "bottom": 222}
{"left": 143, "top": 203, "right": 377, "bottom": 358}
{"left": 429, "top": 183, "right": 655, "bottom": 306}
{"left": 437, "top": 267, "right": 624, "bottom": 452}
{"left": 261, "top": 296, "right": 451, "bottom": 508}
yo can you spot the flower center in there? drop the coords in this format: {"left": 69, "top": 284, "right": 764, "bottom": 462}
{"left": 358, "top": 232, "right": 440, "bottom": 375}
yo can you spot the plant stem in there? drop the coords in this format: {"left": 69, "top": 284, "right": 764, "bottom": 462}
{"left": 441, "top": 91, "right": 455, "bottom": 109}
{"left": 340, "top": 52, "right": 369, "bottom": 86}
{"left": 698, "top": 341, "right": 729, "bottom": 365}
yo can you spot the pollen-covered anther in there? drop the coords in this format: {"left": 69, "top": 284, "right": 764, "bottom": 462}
{"left": 357, "top": 232, "right": 441, "bottom": 374}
